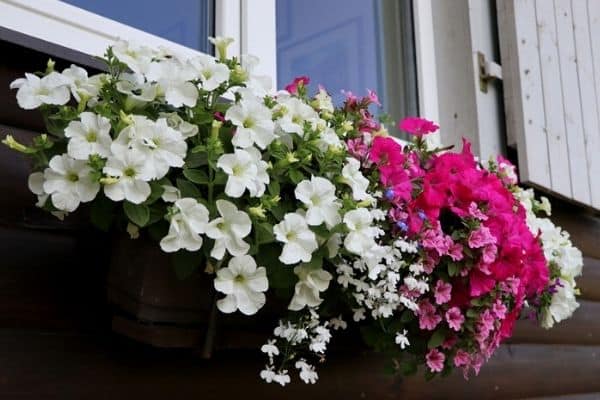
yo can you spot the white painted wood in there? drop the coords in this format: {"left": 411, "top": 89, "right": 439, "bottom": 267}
{"left": 241, "top": 0, "right": 277, "bottom": 87}
{"left": 534, "top": 0, "right": 572, "bottom": 197}
{"left": 215, "top": 0, "right": 242, "bottom": 59}
{"left": 0, "top": 0, "right": 204, "bottom": 58}
{"left": 413, "top": 0, "right": 441, "bottom": 148}
{"left": 553, "top": 0, "right": 591, "bottom": 204}
{"left": 498, "top": 0, "right": 600, "bottom": 210}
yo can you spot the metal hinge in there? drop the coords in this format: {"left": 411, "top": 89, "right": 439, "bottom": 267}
{"left": 478, "top": 51, "right": 502, "bottom": 93}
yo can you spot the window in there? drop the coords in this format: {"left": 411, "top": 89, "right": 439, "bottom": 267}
{"left": 60, "top": 0, "right": 214, "bottom": 53}
{"left": 276, "top": 0, "right": 418, "bottom": 124}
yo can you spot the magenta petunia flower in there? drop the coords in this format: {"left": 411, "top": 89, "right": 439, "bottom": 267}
{"left": 284, "top": 76, "right": 310, "bottom": 94}
{"left": 398, "top": 117, "right": 439, "bottom": 137}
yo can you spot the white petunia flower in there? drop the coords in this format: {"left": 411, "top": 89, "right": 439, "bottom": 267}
{"left": 159, "top": 198, "right": 209, "bottom": 252}
{"left": 112, "top": 116, "right": 187, "bottom": 179}
{"left": 295, "top": 360, "right": 318, "bottom": 384}
{"left": 205, "top": 200, "right": 252, "bottom": 259}
{"left": 239, "top": 54, "right": 273, "bottom": 97}
{"left": 146, "top": 58, "right": 199, "bottom": 107}
{"left": 288, "top": 264, "right": 332, "bottom": 311}
{"left": 214, "top": 255, "right": 268, "bottom": 315}
{"left": 28, "top": 171, "right": 48, "bottom": 207}
{"left": 61, "top": 65, "right": 102, "bottom": 102}
{"left": 112, "top": 40, "right": 155, "bottom": 75}
{"left": 209, "top": 36, "right": 234, "bottom": 60}
{"left": 343, "top": 208, "right": 378, "bottom": 255}
{"left": 542, "top": 278, "right": 580, "bottom": 329}
{"left": 294, "top": 176, "right": 341, "bottom": 228}
{"left": 395, "top": 330, "right": 410, "bottom": 349}
{"left": 103, "top": 150, "right": 153, "bottom": 204}
{"left": 160, "top": 112, "right": 199, "bottom": 138}
{"left": 315, "top": 127, "right": 343, "bottom": 152}
{"left": 273, "top": 212, "right": 319, "bottom": 264}
{"left": 188, "top": 53, "right": 230, "bottom": 91}
{"left": 313, "top": 86, "right": 334, "bottom": 113}
{"left": 276, "top": 96, "right": 319, "bottom": 136}
{"left": 217, "top": 147, "right": 269, "bottom": 198}
{"left": 161, "top": 185, "right": 181, "bottom": 203}
{"left": 341, "top": 157, "right": 371, "bottom": 201}
{"left": 10, "top": 72, "right": 70, "bottom": 109}
{"left": 64, "top": 112, "right": 112, "bottom": 160}
{"left": 116, "top": 73, "right": 158, "bottom": 109}
{"left": 226, "top": 97, "right": 275, "bottom": 149}
{"left": 43, "top": 154, "right": 100, "bottom": 212}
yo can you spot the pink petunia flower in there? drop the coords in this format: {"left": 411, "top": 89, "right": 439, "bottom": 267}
{"left": 417, "top": 300, "right": 442, "bottom": 330}
{"left": 284, "top": 76, "right": 310, "bottom": 94}
{"left": 453, "top": 349, "right": 471, "bottom": 367}
{"left": 468, "top": 226, "right": 496, "bottom": 249}
{"left": 434, "top": 280, "right": 452, "bottom": 305}
{"left": 426, "top": 349, "right": 446, "bottom": 373}
{"left": 445, "top": 307, "right": 465, "bottom": 331}
{"left": 366, "top": 89, "right": 381, "bottom": 106}
{"left": 398, "top": 117, "right": 439, "bottom": 137}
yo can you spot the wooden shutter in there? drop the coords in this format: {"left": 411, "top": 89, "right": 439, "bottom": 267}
{"left": 497, "top": 0, "right": 600, "bottom": 211}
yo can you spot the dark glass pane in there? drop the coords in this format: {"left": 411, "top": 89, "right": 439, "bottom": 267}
{"left": 276, "top": 0, "right": 417, "bottom": 123}
{"left": 61, "top": 0, "right": 214, "bottom": 53}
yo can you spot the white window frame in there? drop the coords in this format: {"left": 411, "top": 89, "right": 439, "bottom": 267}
{"left": 0, "top": 0, "right": 276, "bottom": 77}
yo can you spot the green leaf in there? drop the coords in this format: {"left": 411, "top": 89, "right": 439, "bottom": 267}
{"left": 176, "top": 178, "right": 201, "bottom": 198}
{"left": 448, "top": 262, "right": 460, "bottom": 277}
{"left": 123, "top": 202, "right": 150, "bottom": 227}
{"left": 171, "top": 250, "right": 203, "bottom": 280}
{"left": 268, "top": 180, "right": 280, "bottom": 196}
{"left": 400, "top": 310, "right": 416, "bottom": 323}
{"left": 302, "top": 254, "right": 323, "bottom": 270}
{"left": 400, "top": 358, "right": 418, "bottom": 376}
{"left": 288, "top": 169, "right": 305, "bottom": 184}
{"left": 427, "top": 329, "right": 446, "bottom": 349}
{"left": 255, "top": 222, "right": 275, "bottom": 245}
{"left": 143, "top": 181, "right": 165, "bottom": 205}
{"left": 213, "top": 171, "right": 228, "bottom": 185}
{"left": 90, "top": 194, "right": 115, "bottom": 231}
{"left": 183, "top": 168, "right": 209, "bottom": 184}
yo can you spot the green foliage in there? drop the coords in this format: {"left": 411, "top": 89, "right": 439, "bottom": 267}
{"left": 123, "top": 201, "right": 150, "bottom": 227}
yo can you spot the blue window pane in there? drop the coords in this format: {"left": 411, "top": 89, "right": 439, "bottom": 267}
{"left": 61, "top": 0, "right": 213, "bottom": 53}
{"left": 277, "top": 0, "right": 417, "bottom": 121}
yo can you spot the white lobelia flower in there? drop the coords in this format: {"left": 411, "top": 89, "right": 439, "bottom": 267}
{"left": 295, "top": 360, "right": 318, "bottom": 384}
{"left": 294, "top": 176, "right": 341, "bottom": 228}
{"left": 542, "top": 278, "right": 580, "bottom": 329}
{"left": 217, "top": 147, "right": 269, "bottom": 198}
{"left": 64, "top": 112, "right": 112, "bottom": 160}
{"left": 188, "top": 53, "right": 230, "bottom": 91}
{"left": 61, "top": 65, "right": 102, "bottom": 102}
{"left": 261, "top": 340, "right": 280, "bottom": 357}
{"left": 112, "top": 116, "right": 187, "bottom": 179}
{"left": 341, "top": 157, "right": 371, "bottom": 201}
{"left": 226, "top": 97, "right": 275, "bottom": 149}
{"left": 103, "top": 150, "right": 153, "bottom": 204}
{"left": 276, "top": 96, "right": 319, "bottom": 136}
{"left": 159, "top": 198, "right": 210, "bottom": 253}
{"left": 112, "top": 40, "right": 156, "bottom": 75}
{"left": 145, "top": 58, "right": 199, "bottom": 107}
{"left": 343, "top": 208, "right": 378, "bottom": 255}
{"left": 288, "top": 264, "right": 332, "bottom": 311}
{"left": 273, "top": 212, "right": 319, "bottom": 265}
{"left": 43, "top": 154, "right": 100, "bottom": 212}
{"left": 395, "top": 330, "right": 410, "bottom": 349}
{"left": 205, "top": 200, "right": 252, "bottom": 259}
{"left": 214, "top": 255, "right": 269, "bottom": 315}
{"left": 10, "top": 72, "right": 70, "bottom": 109}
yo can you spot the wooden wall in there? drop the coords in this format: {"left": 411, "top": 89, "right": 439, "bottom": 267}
{"left": 1, "top": 30, "right": 600, "bottom": 400}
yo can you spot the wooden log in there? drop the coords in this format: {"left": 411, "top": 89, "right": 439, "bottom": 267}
{"left": 550, "top": 207, "right": 600, "bottom": 259}
{"left": 523, "top": 394, "right": 600, "bottom": 400}
{"left": 579, "top": 257, "right": 600, "bottom": 301}
{"left": 510, "top": 300, "right": 600, "bottom": 345}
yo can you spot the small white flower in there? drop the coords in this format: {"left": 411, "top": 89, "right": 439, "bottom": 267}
{"left": 288, "top": 264, "right": 332, "bottom": 311}
{"left": 112, "top": 116, "right": 187, "bottom": 179}
{"left": 161, "top": 185, "right": 181, "bottom": 203}
{"left": 343, "top": 208, "right": 378, "bottom": 255}
{"left": 329, "top": 316, "right": 347, "bottom": 330}
{"left": 341, "top": 158, "right": 371, "bottom": 201}
{"left": 43, "top": 154, "right": 100, "bottom": 212}
{"left": 217, "top": 147, "right": 269, "bottom": 198}
{"left": 309, "top": 326, "right": 331, "bottom": 353}
{"left": 188, "top": 53, "right": 230, "bottom": 91}
{"left": 214, "top": 255, "right": 268, "bottom": 315}
{"left": 226, "top": 97, "right": 275, "bottom": 149}
{"left": 205, "top": 200, "right": 252, "bottom": 259}
{"left": 295, "top": 176, "right": 341, "bottom": 228}
{"left": 273, "top": 212, "right": 319, "bottom": 264}
{"left": 295, "top": 360, "right": 318, "bottom": 384}
{"left": 28, "top": 171, "right": 48, "bottom": 207}
{"left": 542, "top": 278, "right": 580, "bottom": 328}
{"left": 64, "top": 112, "right": 112, "bottom": 160}
{"left": 103, "top": 150, "right": 153, "bottom": 204}
{"left": 159, "top": 198, "right": 210, "bottom": 253}
{"left": 146, "top": 58, "right": 199, "bottom": 107}
{"left": 260, "top": 367, "right": 276, "bottom": 384}
{"left": 260, "top": 340, "right": 280, "bottom": 357}
{"left": 61, "top": 65, "right": 102, "bottom": 102}
{"left": 10, "top": 72, "right": 70, "bottom": 109}
{"left": 395, "top": 330, "right": 410, "bottom": 349}
{"left": 353, "top": 307, "right": 366, "bottom": 322}
{"left": 273, "top": 370, "right": 291, "bottom": 386}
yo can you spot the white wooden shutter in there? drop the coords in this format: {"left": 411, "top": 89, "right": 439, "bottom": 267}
{"left": 497, "top": 0, "right": 600, "bottom": 211}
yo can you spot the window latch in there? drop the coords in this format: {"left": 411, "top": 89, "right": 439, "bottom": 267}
{"left": 478, "top": 51, "right": 502, "bottom": 93}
